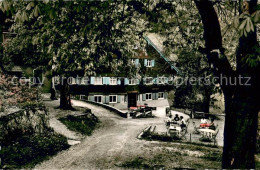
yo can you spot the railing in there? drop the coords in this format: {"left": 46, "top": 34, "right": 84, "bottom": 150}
{"left": 144, "top": 36, "right": 180, "bottom": 74}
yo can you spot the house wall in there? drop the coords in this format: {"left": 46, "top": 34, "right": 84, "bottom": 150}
{"left": 85, "top": 91, "right": 169, "bottom": 109}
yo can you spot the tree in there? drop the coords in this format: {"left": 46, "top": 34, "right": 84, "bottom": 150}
{"left": 195, "top": 0, "right": 260, "bottom": 168}
{"left": 1, "top": 0, "right": 260, "bottom": 168}
{"left": 1, "top": 1, "right": 146, "bottom": 109}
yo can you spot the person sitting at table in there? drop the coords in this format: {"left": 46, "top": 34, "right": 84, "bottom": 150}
{"left": 179, "top": 116, "right": 187, "bottom": 129}
{"left": 201, "top": 118, "right": 207, "bottom": 124}
{"left": 173, "top": 114, "right": 180, "bottom": 122}
{"left": 208, "top": 119, "right": 216, "bottom": 130}
{"left": 165, "top": 115, "right": 172, "bottom": 127}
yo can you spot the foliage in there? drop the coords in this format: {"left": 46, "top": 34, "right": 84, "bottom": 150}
{"left": 59, "top": 114, "right": 99, "bottom": 135}
{"left": 0, "top": 129, "right": 70, "bottom": 169}
{"left": 0, "top": 73, "right": 41, "bottom": 112}
{"left": 1, "top": 1, "right": 147, "bottom": 77}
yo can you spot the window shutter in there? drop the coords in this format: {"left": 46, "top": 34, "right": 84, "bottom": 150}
{"left": 164, "top": 92, "right": 168, "bottom": 99}
{"left": 165, "top": 77, "right": 169, "bottom": 84}
{"left": 117, "top": 78, "right": 121, "bottom": 85}
{"left": 117, "top": 96, "right": 121, "bottom": 103}
{"left": 153, "top": 78, "right": 157, "bottom": 84}
{"left": 136, "top": 79, "right": 140, "bottom": 84}
{"left": 151, "top": 60, "right": 155, "bottom": 67}
{"left": 144, "top": 59, "right": 147, "bottom": 66}
{"left": 90, "top": 77, "right": 95, "bottom": 85}
{"left": 76, "top": 78, "right": 81, "bottom": 85}
{"left": 102, "top": 77, "right": 106, "bottom": 85}
{"left": 142, "top": 94, "right": 146, "bottom": 101}
{"left": 101, "top": 96, "right": 105, "bottom": 103}
{"left": 89, "top": 96, "right": 94, "bottom": 102}
{"left": 152, "top": 93, "right": 156, "bottom": 100}
{"left": 105, "top": 96, "right": 110, "bottom": 104}
{"left": 135, "top": 59, "right": 139, "bottom": 66}
{"left": 155, "top": 93, "right": 158, "bottom": 100}
{"left": 124, "top": 78, "right": 129, "bottom": 85}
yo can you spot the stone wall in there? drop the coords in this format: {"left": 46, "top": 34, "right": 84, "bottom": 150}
{"left": 0, "top": 107, "right": 49, "bottom": 142}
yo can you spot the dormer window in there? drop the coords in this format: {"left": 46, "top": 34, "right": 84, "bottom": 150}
{"left": 95, "top": 77, "right": 102, "bottom": 85}
{"left": 147, "top": 60, "right": 152, "bottom": 67}
{"left": 158, "top": 77, "right": 166, "bottom": 84}
{"left": 144, "top": 59, "right": 155, "bottom": 67}
{"left": 110, "top": 77, "right": 117, "bottom": 85}
{"left": 145, "top": 77, "right": 153, "bottom": 85}
{"left": 129, "top": 79, "right": 136, "bottom": 85}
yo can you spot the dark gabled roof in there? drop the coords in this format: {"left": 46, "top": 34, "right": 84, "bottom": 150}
{"left": 144, "top": 36, "right": 180, "bottom": 75}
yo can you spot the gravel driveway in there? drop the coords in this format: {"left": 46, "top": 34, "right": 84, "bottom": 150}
{"left": 35, "top": 100, "right": 222, "bottom": 169}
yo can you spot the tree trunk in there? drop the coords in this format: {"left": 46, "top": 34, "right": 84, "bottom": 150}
{"left": 0, "top": 11, "right": 4, "bottom": 72}
{"left": 195, "top": 0, "right": 260, "bottom": 168}
{"left": 222, "top": 86, "right": 259, "bottom": 168}
{"left": 59, "top": 78, "right": 73, "bottom": 110}
{"left": 202, "top": 88, "right": 211, "bottom": 113}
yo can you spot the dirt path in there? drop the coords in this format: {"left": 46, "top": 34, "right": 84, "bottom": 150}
{"left": 35, "top": 100, "right": 157, "bottom": 169}
{"left": 35, "top": 100, "right": 222, "bottom": 169}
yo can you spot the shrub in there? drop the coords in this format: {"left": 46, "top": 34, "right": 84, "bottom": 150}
{"left": 59, "top": 114, "right": 99, "bottom": 135}
{"left": 0, "top": 129, "right": 70, "bottom": 168}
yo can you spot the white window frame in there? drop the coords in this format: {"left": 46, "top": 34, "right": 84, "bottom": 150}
{"left": 110, "top": 77, "right": 117, "bottom": 85}
{"left": 94, "top": 77, "right": 102, "bottom": 85}
{"left": 158, "top": 77, "right": 165, "bottom": 84}
{"left": 109, "top": 95, "right": 117, "bottom": 103}
{"left": 145, "top": 77, "right": 153, "bottom": 85}
{"left": 146, "top": 93, "right": 152, "bottom": 101}
{"left": 129, "top": 78, "right": 136, "bottom": 85}
{"left": 158, "top": 92, "right": 164, "bottom": 99}
{"left": 146, "top": 60, "right": 152, "bottom": 67}
{"left": 94, "top": 95, "right": 102, "bottom": 103}
{"left": 80, "top": 95, "right": 85, "bottom": 100}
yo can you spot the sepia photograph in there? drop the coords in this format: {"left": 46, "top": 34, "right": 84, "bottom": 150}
{"left": 0, "top": 0, "right": 259, "bottom": 169}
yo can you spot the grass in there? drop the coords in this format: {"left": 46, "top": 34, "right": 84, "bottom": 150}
{"left": 59, "top": 114, "right": 99, "bottom": 135}
{"left": 120, "top": 142, "right": 222, "bottom": 169}
{"left": 120, "top": 157, "right": 165, "bottom": 169}
{"left": 0, "top": 129, "right": 70, "bottom": 169}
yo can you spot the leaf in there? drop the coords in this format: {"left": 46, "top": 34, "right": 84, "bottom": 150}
{"left": 252, "top": 11, "right": 260, "bottom": 23}
{"left": 22, "top": 11, "right": 28, "bottom": 22}
{"left": 34, "top": 5, "right": 40, "bottom": 17}
{"left": 26, "top": 2, "right": 33, "bottom": 10}
{"left": 243, "top": 28, "right": 247, "bottom": 37}
{"left": 239, "top": 19, "right": 247, "bottom": 30}
{"left": 245, "top": 18, "right": 251, "bottom": 33}
{"left": 233, "top": 15, "right": 240, "bottom": 28}
{"left": 48, "top": 9, "right": 55, "bottom": 20}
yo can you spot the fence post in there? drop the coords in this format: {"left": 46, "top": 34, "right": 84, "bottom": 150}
{"left": 190, "top": 133, "right": 192, "bottom": 142}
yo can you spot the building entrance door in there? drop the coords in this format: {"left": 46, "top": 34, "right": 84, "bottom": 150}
{"left": 128, "top": 93, "right": 137, "bottom": 108}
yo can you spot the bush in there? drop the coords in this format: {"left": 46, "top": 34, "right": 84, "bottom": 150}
{"left": 142, "top": 130, "right": 180, "bottom": 142}
{"left": 59, "top": 114, "right": 99, "bottom": 135}
{"left": 0, "top": 129, "right": 70, "bottom": 168}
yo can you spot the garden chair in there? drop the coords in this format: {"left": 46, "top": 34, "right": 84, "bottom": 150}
{"left": 212, "top": 129, "right": 219, "bottom": 143}
{"left": 192, "top": 122, "right": 200, "bottom": 134}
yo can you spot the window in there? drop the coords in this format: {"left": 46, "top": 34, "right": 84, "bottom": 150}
{"left": 145, "top": 77, "right": 153, "bottom": 85}
{"left": 80, "top": 95, "right": 86, "bottom": 100}
{"left": 95, "top": 77, "right": 102, "bottom": 85}
{"left": 94, "top": 95, "right": 102, "bottom": 103}
{"left": 146, "top": 60, "right": 152, "bottom": 67}
{"left": 110, "top": 77, "right": 117, "bottom": 85}
{"left": 145, "top": 59, "right": 154, "bottom": 67}
{"left": 158, "top": 92, "right": 164, "bottom": 99}
{"left": 146, "top": 93, "right": 152, "bottom": 100}
{"left": 129, "top": 79, "right": 136, "bottom": 85}
{"left": 109, "top": 95, "right": 117, "bottom": 103}
{"left": 158, "top": 77, "right": 165, "bottom": 84}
